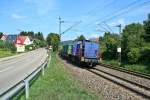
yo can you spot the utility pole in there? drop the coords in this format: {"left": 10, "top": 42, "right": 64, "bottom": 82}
{"left": 58, "top": 16, "right": 81, "bottom": 41}
{"left": 59, "top": 16, "right": 61, "bottom": 37}
{"left": 59, "top": 16, "right": 64, "bottom": 41}
{"left": 118, "top": 24, "right": 122, "bottom": 35}
{"left": 116, "top": 24, "right": 122, "bottom": 66}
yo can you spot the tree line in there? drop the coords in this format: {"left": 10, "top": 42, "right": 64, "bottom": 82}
{"left": 19, "top": 31, "right": 46, "bottom": 49}
{"left": 101, "top": 13, "right": 150, "bottom": 65}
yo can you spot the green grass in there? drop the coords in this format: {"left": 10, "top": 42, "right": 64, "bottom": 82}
{"left": 0, "top": 49, "right": 15, "bottom": 58}
{"left": 102, "top": 60, "right": 119, "bottom": 67}
{"left": 123, "top": 64, "right": 150, "bottom": 74}
{"left": 16, "top": 52, "right": 99, "bottom": 100}
{"left": 102, "top": 60, "right": 150, "bottom": 74}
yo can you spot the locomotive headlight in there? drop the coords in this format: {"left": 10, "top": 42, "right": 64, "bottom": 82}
{"left": 81, "top": 57, "right": 84, "bottom": 61}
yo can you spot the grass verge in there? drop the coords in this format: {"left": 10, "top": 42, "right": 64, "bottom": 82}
{"left": 15, "top": 52, "right": 99, "bottom": 100}
{"left": 102, "top": 60, "right": 150, "bottom": 74}
{"left": 0, "top": 49, "right": 15, "bottom": 58}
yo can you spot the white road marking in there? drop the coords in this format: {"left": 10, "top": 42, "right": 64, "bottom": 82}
{"left": 0, "top": 66, "right": 14, "bottom": 73}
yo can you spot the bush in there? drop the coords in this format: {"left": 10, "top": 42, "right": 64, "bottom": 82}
{"left": 140, "top": 47, "right": 150, "bottom": 63}
{"left": 25, "top": 44, "right": 34, "bottom": 51}
{"left": 39, "top": 41, "right": 47, "bottom": 47}
{"left": 33, "top": 39, "right": 47, "bottom": 48}
{"left": 0, "top": 40, "right": 16, "bottom": 52}
{"left": 0, "top": 40, "right": 5, "bottom": 48}
{"left": 127, "top": 48, "right": 141, "bottom": 64}
{"left": 10, "top": 44, "right": 16, "bottom": 53}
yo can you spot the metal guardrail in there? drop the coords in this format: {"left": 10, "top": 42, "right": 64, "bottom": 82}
{"left": 0, "top": 53, "right": 51, "bottom": 100}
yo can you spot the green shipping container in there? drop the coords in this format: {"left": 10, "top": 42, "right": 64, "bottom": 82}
{"left": 67, "top": 45, "right": 73, "bottom": 55}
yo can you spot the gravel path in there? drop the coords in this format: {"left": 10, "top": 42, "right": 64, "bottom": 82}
{"left": 58, "top": 56, "right": 147, "bottom": 100}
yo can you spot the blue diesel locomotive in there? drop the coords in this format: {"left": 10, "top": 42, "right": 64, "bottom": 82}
{"left": 60, "top": 40, "right": 101, "bottom": 67}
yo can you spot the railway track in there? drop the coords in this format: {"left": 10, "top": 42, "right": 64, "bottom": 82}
{"left": 98, "top": 64, "right": 150, "bottom": 89}
{"left": 58, "top": 55, "right": 150, "bottom": 99}
{"left": 86, "top": 64, "right": 150, "bottom": 99}
{"left": 100, "top": 63, "right": 150, "bottom": 80}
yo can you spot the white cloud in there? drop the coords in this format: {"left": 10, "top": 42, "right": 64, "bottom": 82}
{"left": 109, "top": 18, "right": 125, "bottom": 26}
{"left": 136, "top": 6, "right": 150, "bottom": 14}
{"left": 76, "top": 32, "right": 84, "bottom": 36}
{"left": 24, "top": 0, "right": 56, "bottom": 15}
{"left": 118, "top": 19, "right": 125, "bottom": 25}
{"left": 74, "top": 15, "right": 99, "bottom": 26}
{"left": 12, "top": 14, "right": 27, "bottom": 19}
{"left": 127, "top": 4, "right": 150, "bottom": 17}
{"left": 88, "top": 33, "right": 99, "bottom": 39}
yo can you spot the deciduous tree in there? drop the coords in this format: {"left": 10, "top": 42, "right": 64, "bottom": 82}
{"left": 34, "top": 32, "right": 44, "bottom": 41}
{"left": 75, "top": 35, "right": 86, "bottom": 41}
{"left": 46, "top": 33, "right": 60, "bottom": 51}
{"left": 101, "top": 32, "right": 120, "bottom": 59}
{"left": 143, "top": 13, "right": 150, "bottom": 42}
{"left": 0, "top": 32, "right": 3, "bottom": 39}
{"left": 122, "top": 23, "right": 144, "bottom": 63}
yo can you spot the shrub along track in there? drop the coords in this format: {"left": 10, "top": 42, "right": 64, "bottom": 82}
{"left": 58, "top": 55, "right": 148, "bottom": 100}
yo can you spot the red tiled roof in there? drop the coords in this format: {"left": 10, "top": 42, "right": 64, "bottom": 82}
{"left": 15, "top": 36, "right": 28, "bottom": 45}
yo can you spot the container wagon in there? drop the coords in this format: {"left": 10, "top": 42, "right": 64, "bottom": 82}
{"left": 60, "top": 41, "right": 74, "bottom": 59}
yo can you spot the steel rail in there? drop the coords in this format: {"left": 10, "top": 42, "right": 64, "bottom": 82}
{"left": 87, "top": 68, "right": 150, "bottom": 99}
{"left": 93, "top": 67, "right": 150, "bottom": 91}
{"left": 99, "top": 63, "right": 150, "bottom": 80}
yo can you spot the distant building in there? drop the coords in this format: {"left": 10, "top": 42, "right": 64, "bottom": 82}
{"left": 1, "top": 34, "right": 32, "bottom": 52}
{"left": 0, "top": 35, "right": 7, "bottom": 41}
{"left": 0, "top": 34, "right": 17, "bottom": 43}
{"left": 6, "top": 35, "right": 17, "bottom": 43}
{"left": 15, "top": 36, "right": 32, "bottom": 52}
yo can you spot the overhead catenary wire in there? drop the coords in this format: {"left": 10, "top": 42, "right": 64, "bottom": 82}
{"left": 97, "top": 0, "right": 150, "bottom": 25}
{"left": 85, "top": 0, "right": 116, "bottom": 15}
{"left": 83, "top": 0, "right": 149, "bottom": 28}
{"left": 102, "top": 22, "right": 114, "bottom": 33}
{"left": 78, "top": 0, "right": 116, "bottom": 33}
{"left": 96, "top": 29, "right": 109, "bottom": 33}
{"left": 61, "top": 21, "right": 82, "bottom": 35}
{"left": 95, "top": 0, "right": 150, "bottom": 34}
{"left": 97, "top": 23, "right": 110, "bottom": 32}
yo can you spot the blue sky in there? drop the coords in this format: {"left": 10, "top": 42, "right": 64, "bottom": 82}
{"left": 0, "top": 0, "right": 150, "bottom": 41}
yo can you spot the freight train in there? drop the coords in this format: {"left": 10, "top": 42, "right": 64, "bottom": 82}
{"left": 60, "top": 40, "right": 101, "bottom": 67}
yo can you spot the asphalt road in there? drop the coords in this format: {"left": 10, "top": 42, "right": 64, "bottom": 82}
{"left": 0, "top": 48, "right": 47, "bottom": 95}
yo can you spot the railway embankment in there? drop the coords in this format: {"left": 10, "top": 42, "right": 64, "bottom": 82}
{"left": 58, "top": 55, "right": 149, "bottom": 100}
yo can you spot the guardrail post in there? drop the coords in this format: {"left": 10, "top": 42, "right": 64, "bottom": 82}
{"left": 48, "top": 54, "right": 51, "bottom": 68}
{"left": 42, "top": 65, "right": 45, "bottom": 76}
{"left": 24, "top": 80, "right": 29, "bottom": 99}
{"left": 50, "top": 54, "right": 51, "bottom": 62}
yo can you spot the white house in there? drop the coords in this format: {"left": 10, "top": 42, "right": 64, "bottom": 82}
{"left": 15, "top": 36, "right": 32, "bottom": 52}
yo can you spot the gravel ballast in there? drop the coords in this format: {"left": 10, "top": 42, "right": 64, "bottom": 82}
{"left": 96, "top": 65, "right": 150, "bottom": 89}
{"left": 58, "top": 56, "right": 147, "bottom": 100}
